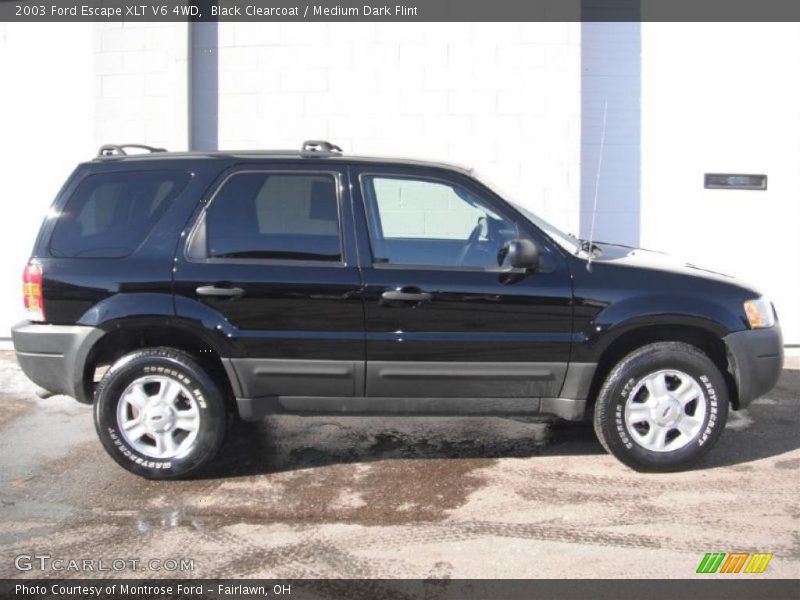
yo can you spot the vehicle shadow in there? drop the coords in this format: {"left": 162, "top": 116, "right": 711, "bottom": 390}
{"left": 199, "top": 416, "right": 605, "bottom": 479}
{"left": 199, "top": 370, "right": 799, "bottom": 479}
{"left": 694, "top": 369, "right": 800, "bottom": 470}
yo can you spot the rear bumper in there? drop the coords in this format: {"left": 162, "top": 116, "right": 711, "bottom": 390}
{"left": 11, "top": 321, "right": 103, "bottom": 404}
{"left": 724, "top": 325, "right": 784, "bottom": 409}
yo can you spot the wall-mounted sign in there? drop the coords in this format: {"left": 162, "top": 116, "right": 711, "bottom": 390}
{"left": 704, "top": 173, "right": 767, "bottom": 190}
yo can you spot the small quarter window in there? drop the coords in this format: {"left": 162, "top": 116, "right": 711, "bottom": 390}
{"left": 205, "top": 173, "right": 341, "bottom": 262}
{"left": 50, "top": 171, "right": 190, "bottom": 258}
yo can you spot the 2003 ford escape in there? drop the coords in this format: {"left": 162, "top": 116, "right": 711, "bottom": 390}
{"left": 12, "top": 141, "right": 783, "bottom": 479}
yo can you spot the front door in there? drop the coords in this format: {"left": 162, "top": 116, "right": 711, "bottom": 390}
{"left": 173, "top": 164, "right": 365, "bottom": 400}
{"left": 351, "top": 166, "right": 573, "bottom": 399}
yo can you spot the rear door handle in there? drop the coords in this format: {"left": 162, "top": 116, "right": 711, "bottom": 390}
{"left": 196, "top": 285, "right": 245, "bottom": 298}
{"left": 381, "top": 290, "right": 432, "bottom": 303}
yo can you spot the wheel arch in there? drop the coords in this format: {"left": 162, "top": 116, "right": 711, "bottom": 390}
{"left": 80, "top": 319, "right": 238, "bottom": 411}
{"left": 586, "top": 322, "right": 739, "bottom": 412}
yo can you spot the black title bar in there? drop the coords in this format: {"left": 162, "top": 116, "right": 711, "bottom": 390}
{"left": 1, "top": 579, "right": 797, "bottom": 600}
{"left": 4, "top": 0, "right": 800, "bottom": 22}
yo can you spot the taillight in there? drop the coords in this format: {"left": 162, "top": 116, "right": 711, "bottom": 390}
{"left": 23, "top": 262, "right": 45, "bottom": 322}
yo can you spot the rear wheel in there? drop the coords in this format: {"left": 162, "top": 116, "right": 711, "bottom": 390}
{"left": 593, "top": 342, "right": 729, "bottom": 471}
{"left": 94, "top": 347, "right": 227, "bottom": 479}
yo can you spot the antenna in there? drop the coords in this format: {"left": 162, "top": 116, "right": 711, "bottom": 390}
{"left": 586, "top": 99, "right": 608, "bottom": 272}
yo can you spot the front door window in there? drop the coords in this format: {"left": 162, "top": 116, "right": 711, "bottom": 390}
{"left": 361, "top": 175, "right": 517, "bottom": 269}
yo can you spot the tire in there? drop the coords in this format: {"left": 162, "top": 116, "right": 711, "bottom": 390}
{"left": 94, "top": 347, "right": 227, "bottom": 479}
{"left": 593, "top": 342, "right": 729, "bottom": 472}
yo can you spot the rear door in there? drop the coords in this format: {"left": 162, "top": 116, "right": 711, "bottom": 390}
{"left": 173, "top": 164, "right": 365, "bottom": 400}
{"left": 350, "top": 165, "right": 573, "bottom": 400}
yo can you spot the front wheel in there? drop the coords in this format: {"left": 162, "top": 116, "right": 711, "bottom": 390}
{"left": 593, "top": 342, "right": 729, "bottom": 472}
{"left": 94, "top": 347, "right": 227, "bottom": 479}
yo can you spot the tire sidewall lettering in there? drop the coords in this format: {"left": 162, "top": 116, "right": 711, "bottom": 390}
{"left": 104, "top": 364, "right": 208, "bottom": 471}
{"left": 107, "top": 426, "right": 173, "bottom": 469}
{"left": 696, "top": 374, "right": 718, "bottom": 447}
{"left": 95, "top": 349, "right": 226, "bottom": 479}
{"left": 595, "top": 343, "right": 730, "bottom": 471}
{"left": 615, "top": 377, "right": 637, "bottom": 449}
{"left": 614, "top": 370, "right": 718, "bottom": 451}
{"left": 142, "top": 366, "right": 207, "bottom": 409}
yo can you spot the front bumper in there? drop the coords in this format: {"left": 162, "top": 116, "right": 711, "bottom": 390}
{"left": 11, "top": 321, "right": 103, "bottom": 404}
{"left": 724, "top": 325, "right": 783, "bottom": 408}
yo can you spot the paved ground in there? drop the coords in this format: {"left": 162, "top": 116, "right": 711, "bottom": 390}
{"left": 0, "top": 350, "right": 798, "bottom": 579}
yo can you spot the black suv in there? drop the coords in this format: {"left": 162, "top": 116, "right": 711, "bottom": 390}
{"left": 12, "top": 141, "right": 783, "bottom": 479}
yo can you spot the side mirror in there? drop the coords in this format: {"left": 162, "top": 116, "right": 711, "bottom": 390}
{"left": 507, "top": 239, "right": 540, "bottom": 270}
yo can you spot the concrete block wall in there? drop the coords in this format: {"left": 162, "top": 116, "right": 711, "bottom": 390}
{"left": 217, "top": 23, "right": 582, "bottom": 236}
{"left": 0, "top": 23, "right": 188, "bottom": 337}
{"left": 8, "top": 21, "right": 794, "bottom": 343}
{"left": 94, "top": 23, "right": 188, "bottom": 150}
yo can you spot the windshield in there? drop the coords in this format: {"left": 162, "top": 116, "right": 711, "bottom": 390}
{"left": 471, "top": 170, "right": 581, "bottom": 254}
{"left": 509, "top": 202, "right": 581, "bottom": 254}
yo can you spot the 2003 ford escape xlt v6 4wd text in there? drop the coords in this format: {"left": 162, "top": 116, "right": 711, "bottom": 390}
{"left": 12, "top": 141, "right": 783, "bottom": 479}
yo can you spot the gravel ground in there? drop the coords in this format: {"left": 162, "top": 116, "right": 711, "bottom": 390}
{"left": 0, "top": 350, "right": 798, "bottom": 579}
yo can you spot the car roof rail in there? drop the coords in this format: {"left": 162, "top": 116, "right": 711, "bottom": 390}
{"left": 300, "top": 140, "right": 343, "bottom": 157}
{"left": 97, "top": 143, "right": 168, "bottom": 158}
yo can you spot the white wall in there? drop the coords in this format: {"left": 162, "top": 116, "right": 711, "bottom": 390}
{"left": 94, "top": 23, "right": 188, "bottom": 149}
{"left": 0, "top": 24, "right": 94, "bottom": 336}
{"left": 2, "top": 22, "right": 581, "bottom": 337}
{"left": 641, "top": 23, "right": 800, "bottom": 343}
{"left": 0, "top": 23, "right": 188, "bottom": 337}
{"left": 6, "top": 21, "right": 796, "bottom": 346}
{"left": 216, "top": 22, "right": 582, "bottom": 236}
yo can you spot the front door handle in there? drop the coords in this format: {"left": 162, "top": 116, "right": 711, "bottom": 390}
{"left": 381, "top": 290, "right": 432, "bottom": 303}
{"left": 196, "top": 285, "right": 245, "bottom": 298}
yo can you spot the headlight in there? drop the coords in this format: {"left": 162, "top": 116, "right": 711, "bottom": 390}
{"left": 744, "top": 297, "right": 775, "bottom": 329}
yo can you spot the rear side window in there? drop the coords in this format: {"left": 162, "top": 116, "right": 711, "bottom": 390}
{"left": 204, "top": 172, "right": 341, "bottom": 262}
{"left": 50, "top": 171, "right": 190, "bottom": 258}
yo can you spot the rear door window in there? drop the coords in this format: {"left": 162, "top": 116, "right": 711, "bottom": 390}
{"left": 202, "top": 172, "right": 342, "bottom": 263}
{"left": 50, "top": 171, "right": 190, "bottom": 258}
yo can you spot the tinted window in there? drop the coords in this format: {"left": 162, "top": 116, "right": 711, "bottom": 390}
{"left": 50, "top": 171, "right": 190, "bottom": 258}
{"left": 206, "top": 173, "right": 341, "bottom": 262}
{"left": 362, "top": 175, "right": 516, "bottom": 268}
